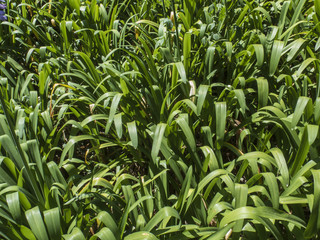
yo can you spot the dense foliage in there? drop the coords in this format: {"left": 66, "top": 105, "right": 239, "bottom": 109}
{"left": 0, "top": 0, "right": 320, "bottom": 239}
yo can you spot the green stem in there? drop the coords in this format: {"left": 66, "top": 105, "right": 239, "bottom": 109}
{"left": 171, "top": 1, "right": 181, "bottom": 61}
{"left": 161, "top": 0, "right": 166, "bottom": 17}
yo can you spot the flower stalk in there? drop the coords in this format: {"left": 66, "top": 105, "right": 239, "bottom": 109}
{"left": 0, "top": 0, "right": 6, "bottom": 21}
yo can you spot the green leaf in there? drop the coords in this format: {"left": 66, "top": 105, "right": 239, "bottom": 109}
{"left": 69, "top": 0, "right": 80, "bottom": 15}
{"left": 215, "top": 102, "right": 227, "bottom": 150}
{"left": 174, "top": 62, "right": 187, "bottom": 83}
{"left": 233, "top": 89, "right": 247, "bottom": 115}
{"left": 74, "top": 51, "right": 101, "bottom": 83}
{"left": 176, "top": 166, "right": 193, "bottom": 211}
{"left": 296, "top": 58, "right": 318, "bottom": 77}
{"left": 270, "top": 148, "right": 289, "bottom": 188}
{"left": 114, "top": 113, "right": 123, "bottom": 139}
{"left": 316, "top": 0, "right": 320, "bottom": 17}
{"left": 262, "top": 173, "right": 279, "bottom": 209}
{"left": 124, "top": 231, "right": 159, "bottom": 240}
{"left": 6, "top": 192, "right": 21, "bottom": 222}
{"left": 44, "top": 208, "right": 61, "bottom": 240}
{"left": 220, "top": 206, "right": 305, "bottom": 229}
{"left": 286, "top": 38, "right": 305, "bottom": 62}
{"left": 195, "top": 169, "right": 229, "bottom": 199}
{"left": 128, "top": 121, "right": 138, "bottom": 149}
{"left": 151, "top": 123, "right": 167, "bottom": 163}
{"left": 105, "top": 93, "right": 122, "bottom": 134}
{"left": 197, "top": 85, "right": 209, "bottom": 115}
{"left": 256, "top": 77, "right": 269, "bottom": 109}
{"left": 63, "top": 228, "right": 86, "bottom": 240}
{"left": 200, "top": 146, "right": 219, "bottom": 172}
{"left": 304, "top": 170, "right": 320, "bottom": 238}
{"left": 252, "top": 44, "right": 264, "bottom": 67}
{"left": 97, "top": 212, "right": 119, "bottom": 237}
{"left": 233, "top": 184, "right": 248, "bottom": 236}
{"left": 176, "top": 116, "right": 196, "bottom": 153}
{"left": 269, "top": 41, "right": 284, "bottom": 76}
{"left": 143, "top": 207, "right": 180, "bottom": 231}
{"left": 183, "top": 32, "right": 191, "bottom": 74}
{"left": 277, "top": 1, "right": 290, "bottom": 36}
{"left": 60, "top": 135, "right": 97, "bottom": 165}
{"left": 25, "top": 207, "right": 49, "bottom": 240}
{"left": 291, "top": 97, "right": 312, "bottom": 128}
{"left": 290, "top": 125, "right": 318, "bottom": 176}
{"left": 92, "top": 228, "right": 117, "bottom": 240}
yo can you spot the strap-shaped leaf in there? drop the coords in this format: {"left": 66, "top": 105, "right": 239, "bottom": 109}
{"left": 124, "top": 231, "right": 158, "bottom": 240}
{"left": 220, "top": 206, "right": 305, "bottom": 229}
{"left": 196, "top": 85, "right": 209, "bottom": 116}
{"left": 6, "top": 192, "right": 21, "bottom": 223}
{"left": 290, "top": 125, "right": 318, "bottom": 176}
{"left": 304, "top": 170, "right": 320, "bottom": 238}
{"left": 233, "top": 184, "right": 248, "bottom": 237}
{"left": 105, "top": 93, "right": 122, "bottom": 134}
{"left": 128, "top": 121, "right": 138, "bottom": 149}
{"left": 143, "top": 207, "right": 180, "bottom": 231}
{"left": 176, "top": 166, "right": 193, "bottom": 211}
{"left": 91, "top": 228, "right": 117, "bottom": 240}
{"left": 252, "top": 44, "right": 264, "bottom": 67}
{"left": 215, "top": 102, "right": 226, "bottom": 150}
{"left": 151, "top": 123, "right": 167, "bottom": 162}
{"left": 25, "top": 206, "right": 49, "bottom": 240}
{"left": 291, "top": 96, "right": 312, "bottom": 128}
{"left": 256, "top": 77, "right": 269, "bottom": 109}
{"left": 97, "top": 211, "right": 118, "bottom": 236}
{"left": 269, "top": 40, "right": 284, "bottom": 76}
{"left": 63, "top": 227, "right": 86, "bottom": 240}
{"left": 44, "top": 208, "right": 61, "bottom": 240}
{"left": 270, "top": 148, "right": 289, "bottom": 188}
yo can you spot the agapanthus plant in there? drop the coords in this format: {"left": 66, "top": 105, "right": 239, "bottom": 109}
{"left": 0, "top": 0, "right": 7, "bottom": 21}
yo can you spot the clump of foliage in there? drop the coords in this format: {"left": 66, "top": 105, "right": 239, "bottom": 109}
{"left": 1, "top": 0, "right": 320, "bottom": 239}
